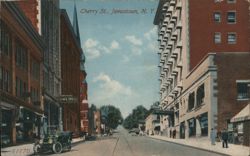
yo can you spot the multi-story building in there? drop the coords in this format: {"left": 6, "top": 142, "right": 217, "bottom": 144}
{"left": 17, "top": 0, "right": 62, "bottom": 133}
{"left": 145, "top": 114, "right": 160, "bottom": 135}
{"left": 154, "top": 0, "right": 250, "bottom": 140}
{"left": 0, "top": 1, "right": 45, "bottom": 144}
{"left": 60, "top": 9, "right": 81, "bottom": 134}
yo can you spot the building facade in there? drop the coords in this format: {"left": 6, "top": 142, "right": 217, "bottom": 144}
{"left": 0, "top": 1, "right": 45, "bottom": 144}
{"left": 154, "top": 0, "right": 250, "bottom": 140}
{"left": 60, "top": 9, "right": 81, "bottom": 134}
{"left": 17, "top": 0, "right": 62, "bottom": 133}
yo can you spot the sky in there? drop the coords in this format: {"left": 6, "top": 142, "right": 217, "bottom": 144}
{"left": 60, "top": 0, "right": 160, "bottom": 118}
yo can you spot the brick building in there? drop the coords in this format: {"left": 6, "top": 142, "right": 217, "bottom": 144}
{"left": 154, "top": 0, "right": 250, "bottom": 141}
{"left": 60, "top": 9, "right": 81, "bottom": 134}
{"left": 17, "top": 0, "right": 62, "bottom": 132}
{"left": 0, "top": 1, "right": 45, "bottom": 144}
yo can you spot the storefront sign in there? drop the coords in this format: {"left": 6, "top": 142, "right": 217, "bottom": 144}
{"left": 57, "top": 95, "right": 77, "bottom": 104}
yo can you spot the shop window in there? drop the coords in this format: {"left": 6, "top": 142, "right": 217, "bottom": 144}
{"left": 188, "top": 92, "right": 195, "bottom": 111}
{"left": 196, "top": 84, "right": 205, "bottom": 107}
{"left": 188, "top": 118, "right": 196, "bottom": 137}
{"left": 237, "top": 81, "right": 250, "bottom": 100}
{"left": 198, "top": 113, "right": 208, "bottom": 136}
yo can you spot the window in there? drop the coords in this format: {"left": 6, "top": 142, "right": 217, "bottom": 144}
{"left": 228, "top": 33, "right": 236, "bottom": 44}
{"left": 188, "top": 92, "right": 195, "bottom": 111}
{"left": 15, "top": 40, "right": 28, "bottom": 70}
{"left": 214, "top": 33, "right": 221, "bottom": 44}
{"left": 196, "top": 84, "right": 205, "bottom": 107}
{"left": 237, "top": 81, "right": 250, "bottom": 100}
{"left": 214, "top": 12, "right": 221, "bottom": 23}
{"left": 3, "top": 69, "right": 11, "bottom": 92}
{"left": 227, "top": 0, "right": 236, "bottom": 3}
{"left": 227, "top": 11, "right": 236, "bottom": 23}
{"left": 31, "top": 59, "right": 40, "bottom": 80}
{"left": 0, "top": 19, "right": 12, "bottom": 56}
{"left": 0, "top": 66, "right": 3, "bottom": 90}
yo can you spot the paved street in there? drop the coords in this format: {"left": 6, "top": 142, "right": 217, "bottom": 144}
{"left": 53, "top": 127, "right": 224, "bottom": 156}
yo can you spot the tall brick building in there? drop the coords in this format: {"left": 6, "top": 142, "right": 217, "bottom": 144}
{"left": 60, "top": 9, "right": 82, "bottom": 134}
{"left": 17, "top": 0, "right": 62, "bottom": 132}
{"left": 0, "top": 1, "right": 45, "bottom": 144}
{"left": 154, "top": 0, "right": 250, "bottom": 141}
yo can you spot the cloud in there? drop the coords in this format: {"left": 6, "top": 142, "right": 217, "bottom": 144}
{"left": 110, "top": 40, "right": 120, "bottom": 50}
{"left": 83, "top": 38, "right": 121, "bottom": 59}
{"left": 131, "top": 47, "right": 142, "bottom": 55}
{"left": 84, "top": 38, "right": 99, "bottom": 49}
{"left": 122, "top": 55, "right": 130, "bottom": 63}
{"left": 125, "top": 35, "right": 143, "bottom": 46}
{"left": 93, "top": 73, "right": 132, "bottom": 98}
{"left": 144, "top": 26, "right": 157, "bottom": 41}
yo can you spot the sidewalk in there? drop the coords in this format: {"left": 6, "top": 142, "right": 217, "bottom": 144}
{"left": 148, "top": 135, "right": 249, "bottom": 156}
{"left": 1, "top": 137, "right": 85, "bottom": 156}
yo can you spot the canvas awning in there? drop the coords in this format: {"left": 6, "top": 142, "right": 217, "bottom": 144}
{"left": 231, "top": 104, "right": 250, "bottom": 123}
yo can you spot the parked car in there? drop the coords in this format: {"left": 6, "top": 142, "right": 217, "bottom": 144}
{"left": 33, "top": 131, "right": 73, "bottom": 154}
{"left": 1, "top": 135, "right": 11, "bottom": 147}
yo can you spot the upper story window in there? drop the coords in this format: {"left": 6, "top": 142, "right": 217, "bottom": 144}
{"left": 214, "top": 32, "right": 221, "bottom": 44}
{"left": 228, "top": 33, "right": 237, "bottom": 44}
{"left": 237, "top": 81, "right": 250, "bottom": 100}
{"left": 227, "top": 0, "right": 236, "bottom": 3}
{"left": 214, "top": 12, "right": 221, "bottom": 23}
{"left": 227, "top": 11, "right": 236, "bottom": 24}
{"left": 15, "top": 40, "right": 28, "bottom": 70}
{"left": 188, "top": 92, "right": 195, "bottom": 111}
{"left": 31, "top": 59, "right": 40, "bottom": 80}
{"left": 196, "top": 84, "right": 205, "bottom": 107}
{"left": 0, "top": 19, "right": 12, "bottom": 57}
{"left": 0, "top": 67, "right": 11, "bottom": 93}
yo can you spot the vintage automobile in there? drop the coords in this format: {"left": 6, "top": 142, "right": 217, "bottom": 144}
{"left": 33, "top": 131, "right": 73, "bottom": 154}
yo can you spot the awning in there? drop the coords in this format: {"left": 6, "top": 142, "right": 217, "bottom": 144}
{"left": 231, "top": 104, "right": 250, "bottom": 123}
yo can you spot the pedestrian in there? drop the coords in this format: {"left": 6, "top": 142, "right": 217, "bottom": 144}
{"left": 170, "top": 130, "right": 172, "bottom": 138}
{"left": 173, "top": 129, "right": 176, "bottom": 139}
{"left": 221, "top": 128, "right": 229, "bottom": 148}
{"left": 210, "top": 128, "right": 216, "bottom": 145}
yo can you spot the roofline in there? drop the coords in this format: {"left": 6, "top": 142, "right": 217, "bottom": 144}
{"left": 4, "top": 2, "right": 46, "bottom": 51}
{"left": 60, "top": 9, "right": 83, "bottom": 54}
{"left": 153, "top": 0, "right": 167, "bottom": 25}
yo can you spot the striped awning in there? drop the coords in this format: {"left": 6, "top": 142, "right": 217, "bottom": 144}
{"left": 231, "top": 104, "right": 250, "bottom": 123}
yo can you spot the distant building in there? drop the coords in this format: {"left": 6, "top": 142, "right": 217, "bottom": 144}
{"left": 154, "top": 0, "right": 250, "bottom": 140}
{"left": 60, "top": 9, "right": 81, "bottom": 134}
{"left": 145, "top": 114, "right": 160, "bottom": 135}
{"left": 0, "top": 1, "right": 45, "bottom": 144}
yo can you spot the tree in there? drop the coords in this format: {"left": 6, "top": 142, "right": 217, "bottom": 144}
{"left": 123, "top": 105, "right": 149, "bottom": 130}
{"left": 100, "top": 105, "right": 123, "bottom": 129}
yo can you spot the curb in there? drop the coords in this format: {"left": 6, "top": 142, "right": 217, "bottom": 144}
{"left": 148, "top": 136, "right": 230, "bottom": 156}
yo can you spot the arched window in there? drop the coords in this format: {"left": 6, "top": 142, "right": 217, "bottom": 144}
{"left": 196, "top": 84, "right": 205, "bottom": 107}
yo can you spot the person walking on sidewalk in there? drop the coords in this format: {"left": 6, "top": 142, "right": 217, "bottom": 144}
{"left": 210, "top": 128, "right": 216, "bottom": 145}
{"left": 221, "top": 128, "right": 229, "bottom": 148}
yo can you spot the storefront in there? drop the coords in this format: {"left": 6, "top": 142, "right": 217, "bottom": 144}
{"left": 16, "top": 107, "right": 42, "bottom": 143}
{"left": 231, "top": 104, "right": 250, "bottom": 146}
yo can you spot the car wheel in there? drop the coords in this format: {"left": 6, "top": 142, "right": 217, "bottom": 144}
{"left": 33, "top": 144, "right": 41, "bottom": 154}
{"left": 52, "top": 142, "right": 62, "bottom": 154}
{"left": 67, "top": 144, "right": 71, "bottom": 151}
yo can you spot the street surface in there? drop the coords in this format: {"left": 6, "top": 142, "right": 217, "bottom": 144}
{"left": 54, "top": 126, "right": 224, "bottom": 156}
